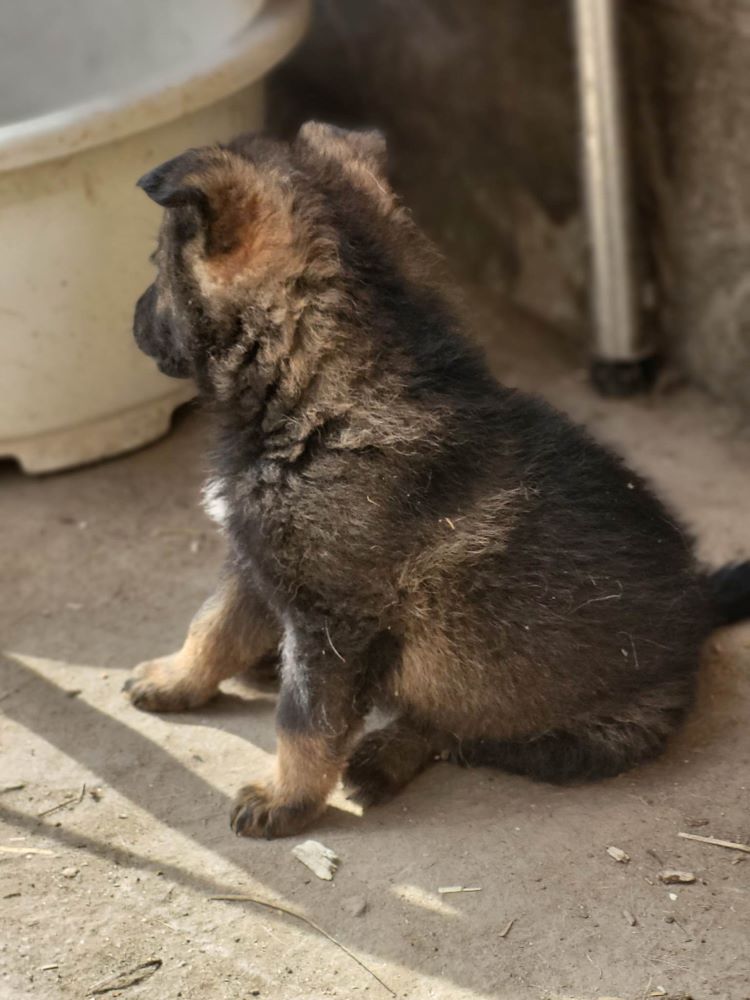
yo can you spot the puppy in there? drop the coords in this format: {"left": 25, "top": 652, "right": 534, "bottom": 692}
{"left": 126, "top": 122, "right": 750, "bottom": 839}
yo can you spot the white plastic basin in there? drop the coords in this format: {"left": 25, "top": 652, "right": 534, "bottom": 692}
{"left": 0, "top": 0, "right": 309, "bottom": 472}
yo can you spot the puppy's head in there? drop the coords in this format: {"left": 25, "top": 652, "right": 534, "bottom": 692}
{"left": 133, "top": 124, "right": 395, "bottom": 388}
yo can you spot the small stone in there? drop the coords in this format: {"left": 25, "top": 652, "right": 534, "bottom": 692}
{"left": 343, "top": 896, "right": 368, "bottom": 917}
{"left": 61, "top": 867, "right": 78, "bottom": 879}
{"left": 606, "top": 846, "right": 630, "bottom": 863}
{"left": 291, "top": 840, "right": 339, "bottom": 881}
{"left": 659, "top": 870, "right": 696, "bottom": 885}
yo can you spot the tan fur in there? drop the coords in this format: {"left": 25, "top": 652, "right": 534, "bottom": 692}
{"left": 275, "top": 732, "right": 342, "bottom": 802}
{"left": 126, "top": 575, "right": 279, "bottom": 711}
{"left": 231, "top": 732, "right": 349, "bottom": 838}
{"left": 383, "top": 487, "right": 530, "bottom": 736}
{"left": 399, "top": 487, "right": 525, "bottom": 596}
{"left": 394, "top": 628, "right": 510, "bottom": 739}
{"left": 177, "top": 152, "right": 306, "bottom": 295}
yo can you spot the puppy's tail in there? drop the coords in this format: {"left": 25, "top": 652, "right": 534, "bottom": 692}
{"left": 707, "top": 561, "right": 750, "bottom": 627}
{"left": 454, "top": 685, "right": 691, "bottom": 784}
{"left": 708, "top": 560, "right": 750, "bottom": 626}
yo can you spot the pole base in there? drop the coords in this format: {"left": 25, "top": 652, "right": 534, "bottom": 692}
{"left": 590, "top": 355, "right": 661, "bottom": 398}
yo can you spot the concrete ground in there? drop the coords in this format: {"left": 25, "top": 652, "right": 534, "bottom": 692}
{"left": 1, "top": 306, "right": 749, "bottom": 1000}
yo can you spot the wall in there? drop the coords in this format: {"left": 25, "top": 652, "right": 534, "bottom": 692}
{"left": 628, "top": 0, "right": 750, "bottom": 409}
{"left": 269, "top": 0, "right": 750, "bottom": 412}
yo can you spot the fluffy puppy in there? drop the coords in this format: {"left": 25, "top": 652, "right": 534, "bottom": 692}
{"left": 125, "top": 123, "right": 750, "bottom": 838}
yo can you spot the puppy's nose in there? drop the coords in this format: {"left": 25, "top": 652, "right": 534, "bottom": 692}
{"left": 133, "top": 284, "right": 158, "bottom": 352}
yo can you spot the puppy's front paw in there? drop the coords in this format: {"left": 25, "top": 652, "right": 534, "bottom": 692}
{"left": 230, "top": 783, "right": 322, "bottom": 839}
{"left": 123, "top": 655, "right": 214, "bottom": 712}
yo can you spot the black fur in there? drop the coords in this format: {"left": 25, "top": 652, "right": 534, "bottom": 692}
{"left": 708, "top": 561, "right": 750, "bottom": 626}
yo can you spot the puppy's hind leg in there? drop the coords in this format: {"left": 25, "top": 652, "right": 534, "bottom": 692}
{"left": 125, "top": 569, "right": 280, "bottom": 712}
{"left": 454, "top": 680, "right": 693, "bottom": 783}
{"left": 344, "top": 715, "right": 445, "bottom": 807}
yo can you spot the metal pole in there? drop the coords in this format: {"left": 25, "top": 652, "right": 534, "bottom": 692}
{"left": 572, "top": 0, "right": 657, "bottom": 394}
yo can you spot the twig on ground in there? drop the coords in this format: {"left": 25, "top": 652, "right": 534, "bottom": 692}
{"left": 499, "top": 918, "right": 515, "bottom": 938}
{"left": 87, "top": 959, "right": 162, "bottom": 995}
{"left": 210, "top": 894, "right": 395, "bottom": 997}
{"left": 37, "top": 784, "right": 86, "bottom": 818}
{"left": 678, "top": 831, "right": 750, "bottom": 854}
{"left": 664, "top": 914, "right": 690, "bottom": 939}
{"left": 0, "top": 844, "right": 55, "bottom": 856}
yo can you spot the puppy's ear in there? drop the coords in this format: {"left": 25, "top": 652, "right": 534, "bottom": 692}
{"left": 296, "top": 122, "right": 388, "bottom": 178}
{"left": 137, "top": 147, "right": 270, "bottom": 260}
{"left": 137, "top": 149, "right": 212, "bottom": 213}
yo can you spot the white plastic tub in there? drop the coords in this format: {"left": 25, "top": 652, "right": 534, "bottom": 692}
{"left": 0, "top": 0, "right": 309, "bottom": 472}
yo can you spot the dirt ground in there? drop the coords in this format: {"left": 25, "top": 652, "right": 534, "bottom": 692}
{"left": 2, "top": 305, "right": 749, "bottom": 1000}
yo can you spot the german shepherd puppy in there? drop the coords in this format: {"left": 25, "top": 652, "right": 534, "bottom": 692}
{"left": 126, "top": 123, "right": 750, "bottom": 839}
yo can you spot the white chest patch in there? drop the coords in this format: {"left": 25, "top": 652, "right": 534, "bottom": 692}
{"left": 201, "top": 476, "right": 229, "bottom": 529}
